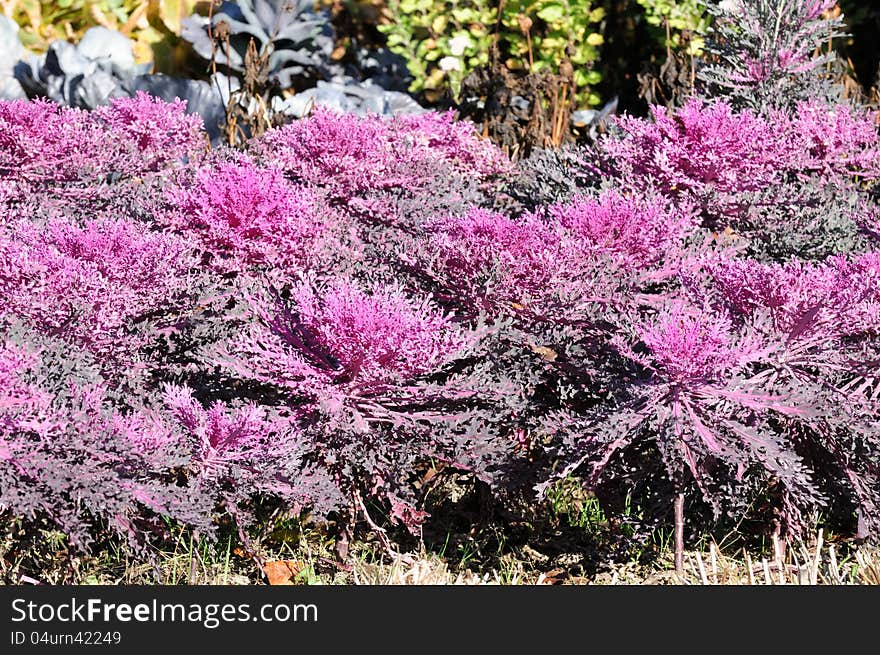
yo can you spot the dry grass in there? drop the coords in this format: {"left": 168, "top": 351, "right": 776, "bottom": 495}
{"left": 349, "top": 555, "right": 517, "bottom": 585}
{"left": 3, "top": 519, "right": 878, "bottom": 586}
{"left": 344, "top": 532, "right": 880, "bottom": 586}
{"left": 593, "top": 532, "right": 880, "bottom": 586}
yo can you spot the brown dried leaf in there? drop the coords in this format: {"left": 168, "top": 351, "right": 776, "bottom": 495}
{"left": 530, "top": 345, "right": 558, "bottom": 362}
{"left": 540, "top": 568, "right": 566, "bottom": 585}
{"left": 263, "top": 560, "right": 305, "bottom": 585}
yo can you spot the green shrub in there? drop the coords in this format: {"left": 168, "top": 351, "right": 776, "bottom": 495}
{"left": 379, "top": 0, "right": 606, "bottom": 106}
{"left": 378, "top": 0, "right": 495, "bottom": 99}
{"left": 636, "top": 0, "right": 710, "bottom": 56}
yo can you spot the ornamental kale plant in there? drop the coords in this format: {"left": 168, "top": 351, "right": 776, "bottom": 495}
{"left": 422, "top": 207, "right": 573, "bottom": 315}
{"left": 247, "top": 106, "right": 509, "bottom": 291}
{"left": 601, "top": 99, "right": 880, "bottom": 208}
{"left": 602, "top": 99, "right": 789, "bottom": 206}
{"left": 205, "top": 276, "right": 519, "bottom": 536}
{"left": 540, "top": 287, "right": 878, "bottom": 571}
{"left": 547, "top": 190, "right": 696, "bottom": 268}
{"left": 728, "top": 178, "right": 875, "bottom": 262}
{"left": 216, "top": 277, "right": 474, "bottom": 401}
{"left": 700, "top": 253, "right": 880, "bottom": 534}
{"left": 163, "top": 151, "right": 333, "bottom": 276}
{"left": 699, "top": 0, "right": 846, "bottom": 110}
{"left": 0, "top": 320, "right": 213, "bottom": 554}
{"left": 253, "top": 107, "right": 507, "bottom": 206}
{"left": 90, "top": 92, "right": 207, "bottom": 173}
{"left": 158, "top": 384, "right": 317, "bottom": 529}
{"left": 0, "top": 92, "right": 204, "bottom": 194}
{"left": 0, "top": 216, "right": 201, "bottom": 375}
{"left": 0, "top": 99, "right": 106, "bottom": 188}
{"left": 598, "top": 96, "right": 880, "bottom": 258}
{"left": 421, "top": 190, "right": 694, "bottom": 321}
{"left": 795, "top": 101, "right": 880, "bottom": 179}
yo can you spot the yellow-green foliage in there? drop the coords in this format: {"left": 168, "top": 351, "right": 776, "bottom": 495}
{"left": 1, "top": 0, "right": 195, "bottom": 64}
{"left": 378, "top": 0, "right": 606, "bottom": 106}
{"left": 501, "top": 1, "right": 605, "bottom": 104}
{"left": 636, "top": 0, "right": 710, "bottom": 56}
{"left": 378, "top": 0, "right": 495, "bottom": 99}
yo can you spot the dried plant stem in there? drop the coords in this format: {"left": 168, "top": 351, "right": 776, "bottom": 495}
{"left": 665, "top": 18, "right": 672, "bottom": 60}
{"left": 772, "top": 532, "right": 786, "bottom": 584}
{"left": 353, "top": 489, "right": 401, "bottom": 562}
{"left": 744, "top": 548, "right": 756, "bottom": 585}
{"left": 695, "top": 550, "right": 709, "bottom": 585}
{"left": 828, "top": 545, "right": 841, "bottom": 584}
{"left": 811, "top": 530, "right": 824, "bottom": 585}
{"left": 525, "top": 29, "right": 534, "bottom": 71}
{"left": 674, "top": 492, "right": 685, "bottom": 578}
{"left": 549, "top": 84, "right": 561, "bottom": 150}
{"left": 709, "top": 542, "right": 718, "bottom": 584}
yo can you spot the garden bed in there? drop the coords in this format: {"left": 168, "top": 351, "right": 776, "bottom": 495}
{"left": 1, "top": 1, "right": 879, "bottom": 585}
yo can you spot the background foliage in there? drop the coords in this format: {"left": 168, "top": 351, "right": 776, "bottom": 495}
{"left": 0, "top": 0, "right": 196, "bottom": 64}
{"left": 377, "top": 0, "right": 606, "bottom": 105}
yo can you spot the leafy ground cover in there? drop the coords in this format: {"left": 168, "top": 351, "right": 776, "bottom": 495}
{"left": 1, "top": 1, "right": 879, "bottom": 584}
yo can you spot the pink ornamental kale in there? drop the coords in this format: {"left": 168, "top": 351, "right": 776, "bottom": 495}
{"left": 221, "top": 278, "right": 470, "bottom": 401}
{"left": 425, "top": 192, "right": 690, "bottom": 317}
{"left": 793, "top": 101, "right": 880, "bottom": 179}
{"left": 629, "top": 304, "right": 739, "bottom": 383}
{"left": 601, "top": 98, "right": 880, "bottom": 228}
{"left": 92, "top": 91, "right": 205, "bottom": 173}
{"left": 0, "top": 341, "right": 48, "bottom": 428}
{"left": 552, "top": 300, "right": 826, "bottom": 539}
{"left": 256, "top": 108, "right": 401, "bottom": 196}
{"left": 159, "top": 385, "right": 314, "bottom": 513}
{"left": 254, "top": 108, "right": 506, "bottom": 199}
{"left": 0, "top": 94, "right": 204, "bottom": 190}
{"left": 165, "top": 153, "right": 328, "bottom": 273}
{"left": 393, "top": 110, "right": 509, "bottom": 177}
{"left": 603, "top": 99, "right": 788, "bottom": 201}
{"left": 0, "top": 330, "right": 213, "bottom": 551}
{"left": 548, "top": 189, "right": 696, "bottom": 267}
{"left": 162, "top": 385, "right": 298, "bottom": 475}
{"left": 425, "top": 208, "right": 567, "bottom": 309}
{"left": 0, "top": 99, "right": 108, "bottom": 186}
{"left": 706, "top": 257, "right": 838, "bottom": 330}
{"left": 0, "top": 217, "right": 198, "bottom": 364}
{"left": 707, "top": 253, "right": 880, "bottom": 337}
